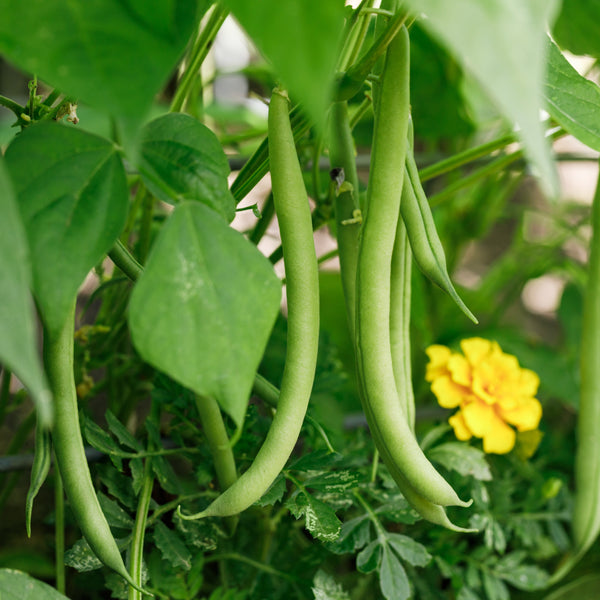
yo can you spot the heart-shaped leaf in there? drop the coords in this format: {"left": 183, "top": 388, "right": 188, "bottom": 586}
{"left": 4, "top": 122, "right": 129, "bottom": 334}
{"left": 0, "top": 158, "right": 52, "bottom": 425}
{"left": 128, "top": 202, "right": 281, "bottom": 427}
{"left": 138, "top": 113, "right": 235, "bottom": 221}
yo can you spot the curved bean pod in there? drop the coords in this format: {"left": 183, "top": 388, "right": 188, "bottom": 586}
{"left": 44, "top": 303, "right": 147, "bottom": 594}
{"left": 179, "top": 88, "right": 319, "bottom": 519}
{"left": 402, "top": 151, "right": 477, "bottom": 324}
{"left": 355, "top": 26, "right": 469, "bottom": 508}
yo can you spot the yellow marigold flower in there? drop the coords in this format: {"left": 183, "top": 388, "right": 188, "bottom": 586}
{"left": 425, "top": 337, "right": 542, "bottom": 454}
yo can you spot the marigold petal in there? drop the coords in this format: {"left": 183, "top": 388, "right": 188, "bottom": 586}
{"left": 449, "top": 411, "right": 472, "bottom": 441}
{"left": 460, "top": 338, "right": 493, "bottom": 366}
{"left": 462, "top": 400, "right": 496, "bottom": 437}
{"left": 448, "top": 354, "right": 471, "bottom": 386}
{"left": 425, "top": 345, "right": 453, "bottom": 381}
{"left": 482, "top": 419, "right": 516, "bottom": 454}
{"left": 519, "top": 368, "right": 540, "bottom": 396}
{"left": 431, "top": 375, "right": 469, "bottom": 408}
{"left": 500, "top": 397, "right": 542, "bottom": 431}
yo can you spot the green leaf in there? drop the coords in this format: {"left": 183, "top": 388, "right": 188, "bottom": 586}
{"left": 312, "top": 570, "right": 351, "bottom": 600}
{"left": 153, "top": 521, "right": 192, "bottom": 571}
{"left": 83, "top": 417, "right": 121, "bottom": 456}
{"left": 0, "top": 157, "right": 52, "bottom": 426}
{"left": 428, "top": 442, "right": 492, "bottom": 481}
{"left": 326, "top": 515, "right": 371, "bottom": 555}
{"left": 256, "top": 475, "right": 286, "bottom": 507}
{"left": 356, "top": 539, "right": 381, "bottom": 574}
{"left": 303, "top": 470, "right": 361, "bottom": 495}
{"left": 495, "top": 560, "right": 549, "bottom": 591}
{"left": 25, "top": 425, "right": 52, "bottom": 537}
{"left": 223, "top": 0, "right": 345, "bottom": 130}
{"left": 128, "top": 202, "right": 281, "bottom": 427}
{"left": 552, "top": 1, "right": 600, "bottom": 59}
{"left": 64, "top": 538, "right": 103, "bottom": 573}
{"left": 544, "top": 41, "right": 600, "bottom": 152}
{"left": 387, "top": 533, "right": 431, "bottom": 568}
{"left": 457, "top": 587, "right": 482, "bottom": 600}
{"left": 105, "top": 410, "right": 143, "bottom": 451}
{"left": 379, "top": 545, "right": 410, "bottom": 600}
{"left": 482, "top": 571, "right": 510, "bottom": 600}
{"left": 4, "top": 122, "right": 129, "bottom": 335}
{"left": 0, "top": 569, "right": 70, "bottom": 600}
{"left": 97, "top": 492, "right": 135, "bottom": 530}
{"left": 404, "top": 0, "right": 560, "bottom": 194}
{"left": 286, "top": 492, "right": 342, "bottom": 542}
{"left": 138, "top": 113, "right": 235, "bottom": 221}
{"left": 0, "top": 0, "right": 200, "bottom": 122}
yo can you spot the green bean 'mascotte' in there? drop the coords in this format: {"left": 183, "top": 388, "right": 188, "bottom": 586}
{"left": 178, "top": 88, "right": 319, "bottom": 519}
{"left": 402, "top": 151, "right": 477, "bottom": 324}
{"left": 550, "top": 161, "right": 600, "bottom": 584}
{"left": 44, "top": 302, "right": 148, "bottom": 595}
{"left": 355, "top": 26, "right": 469, "bottom": 509}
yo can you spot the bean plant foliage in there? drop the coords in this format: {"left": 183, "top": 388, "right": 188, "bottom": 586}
{"left": 0, "top": 1, "right": 600, "bottom": 600}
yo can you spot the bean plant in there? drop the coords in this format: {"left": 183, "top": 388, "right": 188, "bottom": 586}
{"left": 1, "top": 1, "right": 600, "bottom": 599}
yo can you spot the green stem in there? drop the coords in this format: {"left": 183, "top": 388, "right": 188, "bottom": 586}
{"left": 247, "top": 193, "right": 275, "bottom": 246}
{"left": 195, "top": 395, "right": 238, "bottom": 491}
{"left": 136, "top": 192, "right": 154, "bottom": 264}
{"left": 128, "top": 459, "right": 154, "bottom": 600}
{"left": 109, "top": 240, "right": 144, "bottom": 281}
{"left": 55, "top": 464, "right": 66, "bottom": 595}
{"left": 0, "top": 368, "right": 11, "bottom": 426}
{"left": 0, "top": 94, "right": 24, "bottom": 116}
{"left": 204, "top": 552, "right": 300, "bottom": 582}
{"left": 354, "top": 490, "right": 386, "bottom": 536}
{"left": 170, "top": 4, "right": 229, "bottom": 113}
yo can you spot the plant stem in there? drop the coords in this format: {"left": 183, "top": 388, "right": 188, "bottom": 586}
{"left": 109, "top": 240, "right": 144, "bottom": 281}
{"left": 128, "top": 459, "right": 154, "bottom": 600}
{"left": 170, "top": 3, "right": 229, "bottom": 113}
{"left": 204, "top": 552, "right": 300, "bottom": 582}
{"left": 247, "top": 193, "right": 275, "bottom": 245}
{"left": 0, "top": 94, "right": 24, "bottom": 116}
{"left": 55, "top": 465, "right": 66, "bottom": 595}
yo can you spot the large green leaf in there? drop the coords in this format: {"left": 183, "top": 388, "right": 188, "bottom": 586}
{"left": 545, "top": 41, "right": 600, "bottom": 152}
{"left": 0, "top": 0, "right": 199, "bottom": 121}
{"left": 553, "top": 1, "right": 600, "bottom": 59}
{"left": 128, "top": 202, "right": 281, "bottom": 427}
{"left": 0, "top": 569, "right": 70, "bottom": 600}
{"left": 138, "top": 113, "right": 235, "bottom": 222}
{"left": 404, "top": 0, "right": 560, "bottom": 194}
{"left": 4, "top": 122, "right": 129, "bottom": 334}
{"left": 0, "top": 158, "right": 52, "bottom": 425}
{"left": 224, "top": 0, "right": 345, "bottom": 130}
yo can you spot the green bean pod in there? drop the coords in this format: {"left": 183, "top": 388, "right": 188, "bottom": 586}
{"left": 355, "top": 26, "right": 469, "bottom": 508}
{"left": 179, "top": 88, "right": 319, "bottom": 519}
{"left": 44, "top": 303, "right": 147, "bottom": 594}
{"left": 402, "top": 151, "right": 477, "bottom": 324}
{"left": 571, "top": 161, "right": 600, "bottom": 563}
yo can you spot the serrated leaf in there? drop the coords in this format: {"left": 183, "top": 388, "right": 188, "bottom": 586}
{"left": 544, "top": 41, "right": 600, "bottom": 152}
{"left": 0, "top": 157, "right": 52, "bottom": 426}
{"left": 312, "top": 570, "right": 351, "bottom": 600}
{"left": 256, "top": 475, "right": 286, "bottom": 507}
{"left": 224, "top": 0, "right": 345, "bottom": 131}
{"left": 83, "top": 417, "right": 120, "bottom": 456}
{"left": 97, "top": 492, "right": 134, "bottom": 530}
{"left": 428, "top": 442, "right": 492, "bottom": 481}
{"left": 326, "top": 515, "right": 371, "bottom": 555}
{"left": 0, "top": 0, "right": 200, "bottom": 123}
{"left": 64, "top": 538, "right": 103, "bottom": 573}
{"left": 95, "top": 463, "right": 136, "bottom": 509}
{"left": 153, "top": 521, "right": 192, "bottom": 571}
{"left": 0, "top": 569, "right": 71, "bottom": 600}
{"left": 286, "top": 492, "right": 342, "bottom": 542}
{"left": 289, "top": 450, "right": 343, "bottom": 472}
{"left": 482, "top": 571, "right": 510, "bottom": 600}
{"left": 379, "top": 545, "right": 410, "bottom": 600}
{"left": 457, "top": 587, "right": 482, "bottom": 600}
{"left": 404, "top": 0, "right": 560, "bottom": 194}
{"left": 387, "top": 533, "right": 431, "bottom": 567}
{"left": 138, "top": 113, "right": 235, "bottom": 221}
{"left": 174, "top": 513, "right": 222, "bottom": 551}
{"left": 303, "top": 470, "right": 361, "bottom": 495}
{"left": 496, "top": 564, "right": 549, "bottom": 591}
{"left": 356, "top": 539, "right": 381, "bottom": 574}
{"left": 105, "top": 410, "right": 143, "bottom": 452}
{"left": 129, "top": 201, "right": 281, "bottom": 428}
{"left": 4, "top": 122, "right": 129, "bottom": 335}
{"left": 130, "top": 457, "right": 145, "bottom": 496}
